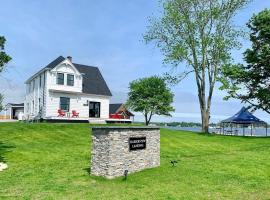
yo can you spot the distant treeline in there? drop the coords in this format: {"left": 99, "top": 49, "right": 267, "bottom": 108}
{"left": 153, "top": 122, "right": 217, "bottom": 127}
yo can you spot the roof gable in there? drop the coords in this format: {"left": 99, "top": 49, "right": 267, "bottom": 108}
{"left": 25, "top": 56, "right": 112, "bottom": 96}
{"left": 25, "top": 56, "right": 65, "bottom": 83}
{"left": 109, "top": 103, "right": 134, "bottom": 116}
{"left": 45, "top": 56, "right": 66, "bottom": 69}
{"left": 51, "top": 59, "right": 81, "bottom": 76}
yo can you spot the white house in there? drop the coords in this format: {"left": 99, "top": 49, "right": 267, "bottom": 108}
{"left": 24, "top": 56, "right": 112, "bottom": 122}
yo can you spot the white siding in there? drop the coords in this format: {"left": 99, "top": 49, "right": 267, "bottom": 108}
{"left": 24, "top": 72, "right": 46, "bottom": 118}
{"left": 46, "top": 92, "right": 110, "bottom": 118}
{"left": 24, "top": 58, "right": 111, "bottom": 120}
{"left": 48, "top": 61, "right": 83, "bottom": 93}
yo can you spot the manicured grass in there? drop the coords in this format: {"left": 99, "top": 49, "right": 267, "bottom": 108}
{"left": 0, "top": 123, "right": 270, "bottom": 199}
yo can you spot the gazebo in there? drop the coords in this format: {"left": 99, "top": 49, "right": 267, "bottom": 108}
{"left": 219, "top": 107, "right": 268, "bottom": 137}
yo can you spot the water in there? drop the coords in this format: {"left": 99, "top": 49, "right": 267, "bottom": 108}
{"left": 166, "top": 126, "right": 204, "bottom": 132}
{"left": 164, "top": 126, "right": 269, "bottom": 137}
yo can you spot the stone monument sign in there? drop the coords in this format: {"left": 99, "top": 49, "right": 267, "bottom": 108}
{"left": 91, "top": 126, "right": 160, "bottom": 179}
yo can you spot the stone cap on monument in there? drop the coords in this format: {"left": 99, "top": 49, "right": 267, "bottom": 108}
{"left": 91, "top": 126, "right": 160, "bottom": 130}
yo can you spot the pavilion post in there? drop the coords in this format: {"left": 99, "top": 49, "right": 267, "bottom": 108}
{"left": 251, "top": 124, "right": 253, "bottom": 136}
{"left": 243, "top": 124, "right": 245, "bottom": 136}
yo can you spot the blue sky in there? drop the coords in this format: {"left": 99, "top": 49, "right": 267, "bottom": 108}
{"left": 1, "top": 0, "right": 270, "bottom": 123}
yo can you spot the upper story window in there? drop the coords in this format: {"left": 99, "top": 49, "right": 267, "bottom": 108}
{"left": 39, "top": 75, "right": 42, "bottom": 87}
{"left": 57, "top": 73, "right": 64, "bottom": 85}
{"left": 27, "top": 84, "right": 30, "bottom": 93}
{"left": 67, "top": 74, "right": 74, "bottom": 86}
{"left": 32, "top": 79, "right": 35, "bottom": 91}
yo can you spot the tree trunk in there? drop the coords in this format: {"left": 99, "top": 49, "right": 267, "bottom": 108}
{"left": 144, "top": 113, "right": 149, "bottom": 126}
{"left": 198, "top": 81, "right": 210, "bottom": 133}
{"left": 144, "top": 112, "right": 153, "bottom": 126}
{"left": 196, "top": 74, "right": 210, "bottom": 133}
{"left": 201, "top": 109, "right": 210, "bottom": 133}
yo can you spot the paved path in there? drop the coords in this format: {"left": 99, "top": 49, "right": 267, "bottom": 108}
{"left": 0, "top": 119, "right": 18, "bottom": 122}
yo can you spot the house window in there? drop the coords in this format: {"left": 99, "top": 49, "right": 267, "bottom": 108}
{"left": 67, "top": 74, "right": 74, "bottom": 86}
{"left": 32, "top": 80, "right": 35, "bottom": 91}
{"left": 39, "top": 75, "right": 42, "bottom": 87}
{"left": 27, "top": 84, "right": 30, "bottom": 93}
{"left": 39, "top": 98, "right": 41, "bottom": 112}
{"left": 60, "top": 97, "right": 70, "bottom": 111}
{"left": 57, "top": 73, "right": 64, "bottom": 85}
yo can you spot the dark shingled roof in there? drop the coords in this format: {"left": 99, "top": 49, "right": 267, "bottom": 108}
{"left": 36, "top": 56, "right": 112, "bottom": 96}
{"left": 73, "top": 63, "right": 112, "bottom": 96}
{"left": 109, "top": 103, "right": 134, "bottom": 116}
{"left": 7, "top": 103, "right": 24, "bottom": 107}
{"left": 45, "top": 56, "right": 66, "bottom": 69}
{"left": 109, "top": 103, "right": 123, "bottom": 114}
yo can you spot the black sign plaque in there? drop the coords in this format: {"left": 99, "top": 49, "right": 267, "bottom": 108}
{"left": 129, "top": 137, "right": 146, "bottom": 151}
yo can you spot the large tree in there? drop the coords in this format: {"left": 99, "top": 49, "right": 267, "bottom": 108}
{"left": 220, "top": 9, "right": 270, "bottom": 114}
{"left": 0, "top": 36, "right": 12, "bottom": 112}
{"left": 144, "top": 0, "right": 250, "bottom": 133}
{"left": 126, "top": 76, "right": 174, "bottom": 125}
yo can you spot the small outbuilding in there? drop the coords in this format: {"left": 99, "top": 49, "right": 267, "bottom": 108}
{"left": 219, "top": 107, "right": 268, "bottom": 137}
{"left": 109, "top": 103, "right": 134, "bottom": 120}
{"left": 4, "top": 103, "right": 24, "bottom": 120}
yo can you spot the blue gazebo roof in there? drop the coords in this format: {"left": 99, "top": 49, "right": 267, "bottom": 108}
{"left": 221, "top": 107, "right": 266, "bottom": 124}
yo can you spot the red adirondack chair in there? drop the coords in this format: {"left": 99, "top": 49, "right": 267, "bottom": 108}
{"left": 58, "top": 109, "right": 65, "bottom": 117}
{"left": 72, "top": 110, "right": 79, "bottom": 118}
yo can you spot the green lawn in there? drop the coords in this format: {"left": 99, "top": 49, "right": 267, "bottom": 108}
{"left": 0, "top": 123, "right": 270, "bottom": 200}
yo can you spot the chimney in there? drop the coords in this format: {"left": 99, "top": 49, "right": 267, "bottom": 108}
{"left": 67, "top": 56, "right": 72, "bottom": 62}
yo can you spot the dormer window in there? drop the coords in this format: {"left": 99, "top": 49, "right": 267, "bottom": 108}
{"left": 57, "top": 73, "right": 64, "bottom": 85}
{"left": 67, "top": 74, "right": 74, "bottom": 86}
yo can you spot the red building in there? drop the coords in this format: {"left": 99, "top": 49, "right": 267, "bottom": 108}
{"left": 109, "top": 103, "right": 134, "bottom": 121}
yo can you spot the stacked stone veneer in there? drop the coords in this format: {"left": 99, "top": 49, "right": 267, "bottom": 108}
{"left": 91, "top": 126, "right": 160, "bottom": 179}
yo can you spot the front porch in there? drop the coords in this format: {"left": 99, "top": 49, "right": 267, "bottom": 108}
{"left": 43, "top": 116, "right": 132, "bottom": 124}
{"left": 44, "top": 116, "right": 90, "bottom": 123}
